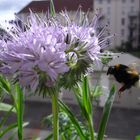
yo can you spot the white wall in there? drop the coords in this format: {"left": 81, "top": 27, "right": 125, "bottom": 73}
{"left": 94, "top": 0, "right": 140, "bottom": 48}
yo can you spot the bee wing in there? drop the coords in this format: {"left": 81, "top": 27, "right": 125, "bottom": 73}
{"left": 127, "top": 70, "right": 137, "bottom": 76}
{"left": 128, "top": 62, "right": 140, "bottom": 74}
{"left": 126, "top": 68, "right": 139, "bottom": 80}
{"left": 128, "top": 63, "right": 137, "bottom": 69}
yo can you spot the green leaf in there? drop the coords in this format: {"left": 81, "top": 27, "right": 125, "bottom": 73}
{"left": 0, "top": 123, "right": 18, "bottom": 138}
{"left": 0, "top": 103, "right": 16, "bottom": 113}
{"left": 0, "top": 122, "right": 28, "bottom": 139}
{"left": 73, "top": 76, "right": 92, "bottom": 120}
{"left": 92, "top": 86, "right": 103, "bottom": 98}
{"left": 97, "top": 85, "right": 116, "bottom": 140}
{"left": 58, "top": 100, "right": 87, "bottom": 140}
{"left": 72, "top": 135, "right": 78, "bottom": 140}
{"left": 0, "top": 106, "right": 15, "bottom": 129}
{"left": 135, "top": 135, "right": 140, "bottom": 140}
{"left": 50, "top": 0, "right": 55, "bottom": 17}
{"left": 82, "top": 76, "right": 92, "bottom": 115}
{"left": 72, "top": 85, "right": 89, "bottom": 120}
{"left": 0, "top": 75, "right": 11, "bottom": 93}
{"left": 73, "top": 77, "right": 95, "bottom": 140}
{"left": 60, "top": 133, "right": 66, "bottom": 140}
{"left": 44, "top": 133, "right": 53, "bottom": 140}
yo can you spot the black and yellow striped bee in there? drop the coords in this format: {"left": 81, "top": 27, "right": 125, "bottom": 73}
{"left": 107, "top": 64, "right": 140, "bottom": 96}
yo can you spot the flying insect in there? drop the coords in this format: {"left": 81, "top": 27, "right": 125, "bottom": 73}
{"left": 107, "top": 64, "right": 140, "bottom": 96}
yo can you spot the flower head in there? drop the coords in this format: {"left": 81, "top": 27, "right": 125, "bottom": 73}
{"left": 0, "top": 12, "right": 69, "bottom": 94}
{"left": 58, "top": 10, "right": 111, "bottom": 88}
{"left": 0, "top": 10, "right": 111, "bottom": 94}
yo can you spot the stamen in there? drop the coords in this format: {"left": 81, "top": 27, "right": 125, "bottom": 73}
{"left": 97, "top": 25, "right": 108, "bottom": 38}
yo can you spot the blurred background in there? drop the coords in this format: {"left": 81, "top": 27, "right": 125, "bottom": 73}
{"left": 0, "top": 0, "right": 140, "bottom": 140}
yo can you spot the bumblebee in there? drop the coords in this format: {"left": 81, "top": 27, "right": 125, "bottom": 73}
{"left": 107, "top": 64, "right": 140, "bottom": 96}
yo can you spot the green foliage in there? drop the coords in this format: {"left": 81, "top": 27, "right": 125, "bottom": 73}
{"left": 91, "top": 86, "right": 103, "bottom": 98}
{"left": 97, "top": 85, "right": 116, "bottom": 140}
{"left": 15, "top": 84, "right": 24, "bottom": 140}
{"left": 0, "top": 106, "right": 17, "bottom": 139}
{"left": 59, "top": 100, "right": 87, "bottom": 140}
{"left": 73, "top": 80, "right": 115, "bottom": 140}
{"left": 0, "top": 71, "right": 116, "bottom": 140}
{"left": 135, "top": 135, "right": 140, "bottom": 140}
{"left": 0, "top": 103, "right": 16, "bottom": 113}
{"left": 0, "top": 75, "right": 17, "bottom": 139}
{"left": 101, "top": 54, "right": 113, "bottom": 65}
{"left": 0, "top": 75, "right": 11, "bottom": 94}
{"left": 0, "top": 123, "right": 18, "bottom": 138}
{"left": 0, "top": 75, "right": 26, "bottom": 140}
{"left": 50, "top": 0, "right": 56, "bottom": 17}
{"left": 72, "top": 75, "right": 95, "bottom": 140}
{"left": 43, "top": 112, "right": 86, "bottom": 140}
{"left": 59, "top": 58, "right": 91, "bottom": 89}
{"left": 43, "top": 75, "right": 116, "bottom": 140}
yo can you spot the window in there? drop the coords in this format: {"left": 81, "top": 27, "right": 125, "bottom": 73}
{"left": 121, "top": 40, "right": 124, "bottom": 46}
{"left": 131, "top": 0, "right": 134, "bottom": 3}
{"left": 98, "top": 7, "right": 103, "bottom": 13}
{"left": 107, "top": 7, "right": 111, "bottom": 14}
{"left": 107, "top": 18, "right": 110, "bottom": 25}
{"left": 121, "top": 29, "right": 125, "bottom": 36}
{"left": 130, "top": 6, "right": 134, "bottom": 12}
{"left": 107, "top": 0, "right": 111, "bottom": 4}
{"left": 99, "top": 0, "right": 103, "bottom": 4}
{"left": 122, "top": 10, "right": 125, "bottom": 15}
{"left": 121, "top": 18, "right": 125, "bottom": 25}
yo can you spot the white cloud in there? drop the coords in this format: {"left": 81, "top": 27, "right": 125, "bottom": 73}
{"left": 0, "top": 0, "right": 31, "bottom": 29}
{"left": 0, "top": 0, "right": 31, "bottom": 11}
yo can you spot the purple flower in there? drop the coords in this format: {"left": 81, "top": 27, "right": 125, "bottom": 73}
{"left": 37, "top": 48, "right": 69, "bottom": 81}
{"left": 60, "top": 11, "right": 102, "bottom": 63}
{"left": 0, "top": 10, "right": 110, "bottom": 91}
{"left": 57, "top": 10, "right": 111, "bottom": 88}
{"left": 0, "top": 12, "right": 69, "bottom": 92}
{"left": 19, "top": 69, "right": 39, "bottom": 92}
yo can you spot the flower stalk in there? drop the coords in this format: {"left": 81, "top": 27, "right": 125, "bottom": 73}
{"left": 88, "top": 115, "right": 94, "bottom": 140}
{"left": 51, "top": 92, "right": 59, "bottom": 140}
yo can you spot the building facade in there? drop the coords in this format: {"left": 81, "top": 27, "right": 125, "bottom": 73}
{"left": 94, "top": 0, "right": 140, "bottom": 49}
{"left": 15, "top": 0, "right": 93, "bottom": 23}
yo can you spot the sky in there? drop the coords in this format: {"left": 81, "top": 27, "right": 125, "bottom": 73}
{"left": 0, "top": 0, "right": 31, "bottom": 29}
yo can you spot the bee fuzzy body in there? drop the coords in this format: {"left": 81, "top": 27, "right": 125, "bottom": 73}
{"left": 107, "top": 64, "right": 140, "bottom": 93}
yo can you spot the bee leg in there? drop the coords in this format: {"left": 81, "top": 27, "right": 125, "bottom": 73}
{"left": 118, "top": 85, "right": 127, "bottom": 97}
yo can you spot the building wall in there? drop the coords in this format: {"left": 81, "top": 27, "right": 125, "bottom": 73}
{"left": 94, "top": 0, "right": 140, "bottom": 48}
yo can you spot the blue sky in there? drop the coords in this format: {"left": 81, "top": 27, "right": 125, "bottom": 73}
{"left": 0, "top": 0, "right": 31, "bottom": 28}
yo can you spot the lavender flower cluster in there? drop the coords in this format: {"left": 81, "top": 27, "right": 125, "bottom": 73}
{"left": 0, "top": 11, "right": 110, "bottom": 95}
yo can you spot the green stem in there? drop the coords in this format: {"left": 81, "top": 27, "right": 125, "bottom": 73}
{"left": 88, "top": 115, "right": 94, "bottom": 140}
{"left": 52, "top": 93, "right": 59, "bottom": 140}
{"left": 16, "top": 84, "right": 24, "bottom": 140}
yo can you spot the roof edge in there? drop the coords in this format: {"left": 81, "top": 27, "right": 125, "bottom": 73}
{"left": 16, "top": 1, "right": 33, "bottom": 14}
